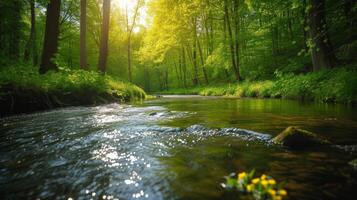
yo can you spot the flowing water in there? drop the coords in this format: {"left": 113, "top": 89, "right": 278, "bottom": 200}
{"left": 1, "top": 96, "right": 357, "bottom": 200}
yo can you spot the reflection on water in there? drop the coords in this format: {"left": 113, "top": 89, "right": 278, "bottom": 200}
{"left": 0, "top": 98, "right": 357, "bottom": 200}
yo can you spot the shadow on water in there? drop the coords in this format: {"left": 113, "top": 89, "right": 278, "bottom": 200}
{"left": 0, "top": 97, "right": 357, "bottom": 200}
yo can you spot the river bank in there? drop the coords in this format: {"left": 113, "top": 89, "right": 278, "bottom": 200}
{"left": 0, "top": 65, "right": 146, "bottom": 117}
{"left": 158, "top": 68, "right": 357, "bottom": 104}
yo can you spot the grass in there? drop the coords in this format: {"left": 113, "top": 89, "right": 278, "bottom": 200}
{"left": 159, "top": 68, "right": 357, "bottom": 104}
{"left": 0, "top": 64, "right": 146, "bottom": 116}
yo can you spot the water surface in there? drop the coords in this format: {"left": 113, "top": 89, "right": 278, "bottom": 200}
{"left": 1, "top": 97, "right": 357, "bottom": 200}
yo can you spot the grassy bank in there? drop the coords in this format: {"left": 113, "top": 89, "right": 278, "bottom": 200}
{"left": 159, "top": 68, "right": 357, "bottom": 104}
{"left": 0, "top": 65, "right": 146, "bottom": 116}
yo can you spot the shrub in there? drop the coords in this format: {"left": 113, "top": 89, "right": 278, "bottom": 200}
{"left": 0, "top": 64, "right": 146, "bottom": 115}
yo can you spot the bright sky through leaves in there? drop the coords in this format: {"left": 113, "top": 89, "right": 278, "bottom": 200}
{"left": 113, "top": 0, "right": 148, "bottom": 32}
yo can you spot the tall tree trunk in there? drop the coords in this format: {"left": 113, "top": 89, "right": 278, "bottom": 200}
{"left": 174, "top": 62, "right": 180, "bottom": 85}
{"left": 127, "top": 36, "right": 132, "bottom": 82}
{"left": 80, "top": 0, "right": 87, "bottom": 69}
{"left": 308, "top": 0, "right": 336, "bottom": 71}
{"left": 10, "top": 0, "right": 21, "bottom": 60}
{"left": 165, "top": 68, "right": 169, "bottom": 90}
{"left": 287, "top": 10, "right": 293, "bottom": 40}
{"left": 181, "top": 47, "right": 187, "bottom": 88}
{"left": 98, "top": 0, "right": 111, "bottom": 73}
{"left": 24, "top": 0, "right": 37, "bottom": 65}
{"left": 192, "top": 18, "right": 199, "bottom": 86}
{"left": 125, "top": 1, "right": 140, "bottom": 82}
{"left": 39, "top": 0, "right": 61, "bottom": 74}
{"left": 302, "top": 0, "right": 309, "bottom": 51}
{"left": 144, "top": 66, "right": 151, "bottom": 92}
{"left": 344, "top": 0, "right": 356, "bottom": 42}
{"left": 197, "top": 37, "right": 209, "bottom": 84}
{"left": 224, "top": 0, "right": 241, "bottom": 82}
{"left": 233, "top": 0, "right": 241, "bottom": 82}
{"left": 126, "top": 6, "right": 132, "bottom": 82}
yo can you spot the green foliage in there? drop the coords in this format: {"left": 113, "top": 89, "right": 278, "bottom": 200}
{"left": 0, "top": 64, "right": 146, "bottom": 103}
{"left": 160, "top": 68, "right": 357, "bottom": 104}
{"left": 271, "top": 68, "right": 357, "bottom": 103}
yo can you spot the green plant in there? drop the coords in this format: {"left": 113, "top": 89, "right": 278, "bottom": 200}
{"left": 225, "top": 170, "right": 287, "bottom": 200}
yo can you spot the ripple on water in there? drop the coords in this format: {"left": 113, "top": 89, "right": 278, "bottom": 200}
{"left": 1, "top": 102, "right": 355, "bottom": 200}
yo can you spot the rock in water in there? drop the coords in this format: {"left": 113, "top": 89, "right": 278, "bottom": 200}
{"left": 349, "top": 159, "right": 357, "bottom": 169}
{"left": 149, "top": 112, "right": 157, "bottom": 116}
{"left": 272, "top": 126, "right": 331, "bottom": 148}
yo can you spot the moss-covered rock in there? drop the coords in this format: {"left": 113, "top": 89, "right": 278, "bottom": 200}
{"left": 272, "top": 126, "right": 331, "bottom": 148}
{"left": 349, "top": 159, "right": 357, "bottom": 169}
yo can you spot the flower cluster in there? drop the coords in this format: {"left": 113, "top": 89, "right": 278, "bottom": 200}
{"left": 225, "top": 170, "right": 287, "bottom": 200}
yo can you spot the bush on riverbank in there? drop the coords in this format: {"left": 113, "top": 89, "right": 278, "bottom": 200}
{"left": 0, "top": 65, "right": 146, "bottom": 116}
{"left": 159, "top": 68, "right": 357, "bottom": 104}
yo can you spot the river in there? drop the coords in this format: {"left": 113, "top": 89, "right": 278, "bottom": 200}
{"left": 1, "top": 96, "right": 357, "bottom": 200}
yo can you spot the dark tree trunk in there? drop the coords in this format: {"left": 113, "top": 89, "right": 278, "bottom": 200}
{"left": 40, "top": 0, "right": 61, "bottom": 74}
{"left": 308, "top": 0, "right": 336, "bottom": 71}
{"left": 343, "top": 0, "right": 356, "bottom": 42}
{"left": 302, "top": 0, "right": 309, "bottom": 51}
{"left": 80, "top": 0, "right": 87, "bottom": 69}
{"left": 24, "top": 0, "right": 37, "bottom": 64}
{"left": 197, "top": 37, "right": 209, "bottom": 84}
{"left": 192, "top": 18, "right": 199, "bottom": 86}
{"left": 224, "top": 0, "right": 241, "bottom": 82}
{"left": 10, "top": 0, "right": 21, "bottom": 60}
{"left": 233, "top": 0, "right": 241, "bottom": 82}
{"left": 98, "top": 0, "right": 111, "bottom": 73}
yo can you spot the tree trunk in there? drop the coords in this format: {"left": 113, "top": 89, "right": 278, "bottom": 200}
{"left": 224, "top": 0, "right": 241, "bottom": 82}
{"left": 308, "top": 0, "right": 336, "bottom": 71}
{"left": 197, "top": 37, "right": 209, "bottom": 84}
{"left": 126, "top": 6, "right": 132, "bottom": 82}
{"left": 127, "top": 36, "right": 132, "bottom": 82}
{"left": 192, "top": 18, "right": 199, "bottom": 86}
{"left": 24, "top": 0, "right": 37, "bottom": 65}
{"left": 302, "top": 0, "right": 308, "bottom": 51}
{"left": 80, "top": 0, "right": 87, "bottom": 69}
{"left": 98, "top": 0, "right": 111, "bottom": 73}
{"left": 233, "top": 0, "right": 241, "bottom": 82}
{"left": 344, "top": 0, "right": 356, "bottom": 42}
{"left": 181, "top": 47, "right": 187, "bottom": 88}
{"left": 10, "top": 0, "right": 21, "bottom": 60}
{"left": 39, "top": 0, "right": 61, "bottom": 74}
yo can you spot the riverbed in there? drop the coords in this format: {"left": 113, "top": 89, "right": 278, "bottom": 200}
{"left": 1, "top": 96, "right": 357, "bottom": 199}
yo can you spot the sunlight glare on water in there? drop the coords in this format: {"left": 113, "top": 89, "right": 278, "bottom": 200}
{"left": 1, "top": 98, "right": 357, "bottom": 200}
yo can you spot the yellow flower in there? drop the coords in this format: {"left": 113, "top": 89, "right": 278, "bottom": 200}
{"left": 246, "top": 184, "right": 253, "bottom": 192}
{"left": 268, "top": 189, "right": 276, "bottom": 196}
{"left": 279, "top": 189, "right": 287, "bottom": 196}
{"left": 261, "top": 180, "right": 268, "bottom": 187}
{"left": 268, "top": 179, "right": 276, "bottom": 185}
{"left": 252, "top": 178, "right": 260, "bottom": 184}
{"left": 238, "top": 172, "right": 247, "bottom": 180}
{"left": 261, "top": 174, "right": 267, "bottom": 180}
{"left": 273, "top": 196, "right": 282, "bottom": 200}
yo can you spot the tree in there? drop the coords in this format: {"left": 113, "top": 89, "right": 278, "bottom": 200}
{"left": 98, "top": 0, "right": 111, "bottom": 73}
{"left": 224, "top": 0, "right": 241, "bottom": 82}
{"left": 80, "top": 0, "right": 87, "bottom": 69}
{"left": 308, "top": 0, "right": 336, "bottom": 71}
{"left": 40, "top": 0, "right": 62, "bottom": 74}
{"left": 24, "top": 0, "right": 37, "bottom": 65}
{"left": 125, "top": 0, "right": 142, "bottom": 82}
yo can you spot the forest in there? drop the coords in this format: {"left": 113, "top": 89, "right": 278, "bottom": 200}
{"left": 1, "top": 0, "right": 357, "bottom": 116}
{"left": 1, "top": 1, "right": 357, "bottom": 200}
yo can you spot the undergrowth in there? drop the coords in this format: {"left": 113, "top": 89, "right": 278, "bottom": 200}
{"left": 158, "top": 68, "right": 357, "bottom": 104}
{"left": 0, "top": 64, "right": 146, "bottom": 115}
